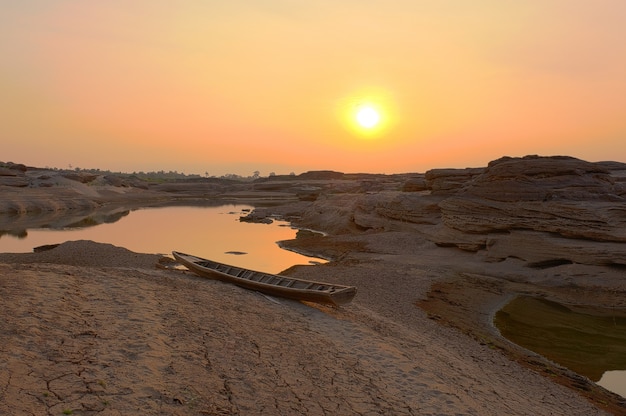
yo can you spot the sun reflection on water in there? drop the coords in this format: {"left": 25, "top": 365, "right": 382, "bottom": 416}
{"left": 0, "top": 205, "right": 326, "bottom": 274}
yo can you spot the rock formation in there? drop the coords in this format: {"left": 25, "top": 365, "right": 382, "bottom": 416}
{"left": 296, "top": 155, "right": 626, "bottom": 273}
{"left": 3, "top": 155, "right": 625, "bottom": 276}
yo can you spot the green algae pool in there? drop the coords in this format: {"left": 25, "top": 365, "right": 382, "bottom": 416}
{"left": 494, "top": 296, "right": 626, "bottom": 398}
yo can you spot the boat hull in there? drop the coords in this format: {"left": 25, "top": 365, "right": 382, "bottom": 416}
{"left": 172, "top": 251, "right": 356, "bottom": 306}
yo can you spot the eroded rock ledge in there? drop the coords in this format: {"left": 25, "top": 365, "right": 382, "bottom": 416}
{"left": 288, "top": 155, "right": 626, "bottom": 278}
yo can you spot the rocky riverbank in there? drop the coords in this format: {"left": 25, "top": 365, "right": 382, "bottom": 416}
{"left": 1, "top": 155, "right": 625, "bottom": 414}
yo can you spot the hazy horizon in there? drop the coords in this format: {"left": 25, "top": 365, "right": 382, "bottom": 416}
{"left": 3, "top": 152, "right": 626, "bottom": 179}
{"left": 2, "top": 1, "right": 625, "bottom": 177}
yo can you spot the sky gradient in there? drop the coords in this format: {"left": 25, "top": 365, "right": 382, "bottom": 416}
{"left": 2, "top": 1, "right": 626, "bottom": 176}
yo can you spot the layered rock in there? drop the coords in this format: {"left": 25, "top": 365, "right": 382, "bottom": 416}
{"left": 425, "top": 167, "right": 483, "bottom": 194}
{"left": 295, "top": 155, "right": 626, "bottom": 271}
{"left": 437, "top": 156, "right": 626, "bottom": 241}
{"left": 484, "top": 230, "right": 626, "bottom": 267}
{"left": 430, "top": 156, "right": 626, "bottom": 268}
{"left": 0, "top": 166, "right": 29, "bottom": 187}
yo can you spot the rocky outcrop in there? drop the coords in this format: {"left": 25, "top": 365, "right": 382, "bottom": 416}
{"left": 438, "top": 156, "right": 626, "bottom": 242}
{"left": 426, "top": 156, "right": 626, "bottom": 269}
{"left": 294, "top": 155, "right": 626, "bottom": 272}
{"left": 0, "top": 176, "right": 29, "bottom": 187}
{"left": 61, "top": 172, "right": 99, "bottom": 184}
{"left": 425, "top": 167, "right": 483, "bottom": 195}
{"left": 0, "top": 166, "right": 29, "bottom": 187}
{"left": 353, "top": 193, "right": 442, "bottom": 230}
{"left": 401, "top": 177, "right": 428, "bottom": 192}
{"left": 0, "top": 167, "right": 18, "bottom": 176}
{"left": 298, "top": 170, "right": 344, "bottom": 180}
{"left": 459, "top": 155, "right": 619, "bottom": 202}
{"left": 239, "top": 211, "right": 274, "bottom": 224}
{"left": 2, "top": 155, "right": 624, "bottom": 275}
{"left": 484, "top": 230, "right": 626, "bottom": 267}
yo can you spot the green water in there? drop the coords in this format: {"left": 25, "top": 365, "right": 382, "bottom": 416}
{"left": 494, "top": 296, "right": 626, "bottom": 398}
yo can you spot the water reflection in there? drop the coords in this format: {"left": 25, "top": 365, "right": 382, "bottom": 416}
{"left": 0, "top": 205, "right": 326, "bottom": 273}
{"left": 0, "top": 200, "right": 236, "bottom": 238}
{"left": 495, "top": 296, "right": 626, "bottom": 398}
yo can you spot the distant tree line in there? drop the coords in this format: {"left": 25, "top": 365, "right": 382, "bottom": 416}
{"left": 0, "top": 160, "right": 298, "bottom": 182}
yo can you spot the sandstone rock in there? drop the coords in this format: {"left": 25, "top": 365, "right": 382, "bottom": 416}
{"left": 62, "top": 172, "right": 99, "bottom": 184}
{"left": 438, "top": 198, "right": 626, "bottom": 242}
{"left": 150, "top": 181, "right": 225, "bottom": 196}
{"left": 4, "top": 162, "right": 28, "bottom": 172}
{"left": 0, "top": 167, "right": 19, "bottom": 177}
{"left": 465, "top": 155, "right": 617, "bottom": 202}
{"left": 0, "top": 177, "right": 29, "bottom": 187}
{"left": 595, "top": 160, "right": 626, "bottom": 172}
{"left": 484, "top": 230, "right": 626, "bottom": 267}
{"left": 295, "top": 186, "right": 321, "bottom": 201}
{"left": 428, "top": 224, "right": 487, "bottom": 251}
{"left": 298, "top": 170, "right": 344, "bottom": 180}
{"left": 239, "top": 212, "right": 273, "bottom": 224}
{"left": 437, "top": 156, "right": 626, "bottom": 243}
{"left": 354, "top": 193, "right": 441, "bottom": 231}
{"left": 252, "top": 181, "right": 296, "bottom": 192}
{"left": 425, "top": 168, "right": 483, "bottom": 195}
{"left": 0, "top": 166, "right": 28, "bottom": 186}
{"left": 401, "top": 176, "right": 429, "bottom": 192}
{"left": 298, "top": 194, "right": 361, "bottom": 234}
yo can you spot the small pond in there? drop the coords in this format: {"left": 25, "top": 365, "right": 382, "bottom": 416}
{"left": 0, "top": 205, "right": 326, "bottom": 274}
{"left": 495, "top": 296, "right": 626, "bottom": 399}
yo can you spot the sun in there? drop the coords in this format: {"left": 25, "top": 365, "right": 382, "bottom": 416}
{"left": 337, "top": 91, "right": 394, "bottom": 138}
{"left": 355, "top": 105, "right": 380, "bottom": 129}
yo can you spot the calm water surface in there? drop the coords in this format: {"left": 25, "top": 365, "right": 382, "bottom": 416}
{"left": 495, "top": 296, "right": 626, "bottom": 399}
{"left": 0, "top": 205, "right": 326, "bottom": 273}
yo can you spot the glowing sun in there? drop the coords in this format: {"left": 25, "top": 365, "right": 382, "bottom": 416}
{"left": 355, "top": 105, "right": 380, "bottom": 129}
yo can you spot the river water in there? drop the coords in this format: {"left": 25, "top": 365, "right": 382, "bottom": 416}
{"left": 495, "top": 296, "right": 626, "bottom": 399}
{"left": 0, "top": 205, "right": 326, "bottom": 274}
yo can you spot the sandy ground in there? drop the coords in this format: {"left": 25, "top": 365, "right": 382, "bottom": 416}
{"left": 0, "top": 239, "right": 622, "bottom": 415}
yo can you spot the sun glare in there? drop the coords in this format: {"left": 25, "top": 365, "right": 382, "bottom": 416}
{"left": 356, "top": 106, "right": 380, "bottom": 129}
{"left": 338, "top": 90, "right": 396, "bottom": 139}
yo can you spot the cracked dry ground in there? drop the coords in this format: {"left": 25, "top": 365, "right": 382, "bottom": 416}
{"left": 0, "top": 263, "right": 427, "bottom": 415}
{"left": 0, "top": 262, "right": 610, "bottom": 415}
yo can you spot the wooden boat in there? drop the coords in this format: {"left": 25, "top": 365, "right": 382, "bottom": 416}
{"left": 172, "top": 251, "right": 357, "bottom": 306}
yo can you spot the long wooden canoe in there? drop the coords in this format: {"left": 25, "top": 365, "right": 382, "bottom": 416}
{"left": 172, "top": 251, "right": 356, "bottom": 306}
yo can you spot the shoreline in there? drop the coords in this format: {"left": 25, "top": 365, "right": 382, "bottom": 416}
{"left": 1, "top": 157, "right": 625, "bottom": 414}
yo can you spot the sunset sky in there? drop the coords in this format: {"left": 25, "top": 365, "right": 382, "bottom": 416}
{"left": 2, "top": 1, "right": 625, "bottom": 176}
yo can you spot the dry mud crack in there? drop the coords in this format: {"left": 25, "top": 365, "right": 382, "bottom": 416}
{"left": 0, "top": 249, "right": 619, "bottom": 415}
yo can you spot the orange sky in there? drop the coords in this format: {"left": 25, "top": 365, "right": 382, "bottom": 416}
{"left": 2, "top": 1, "right": 625, "bottom": 176}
